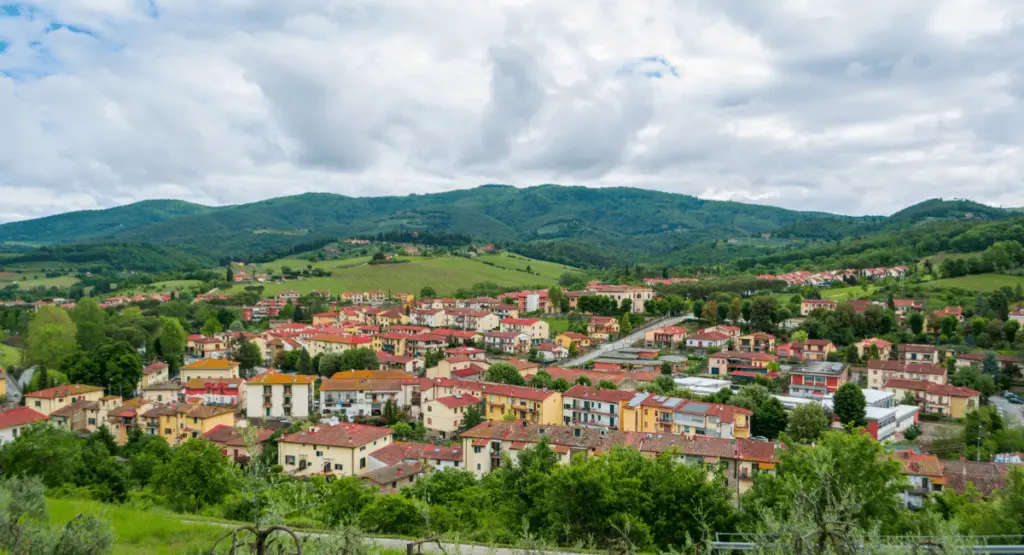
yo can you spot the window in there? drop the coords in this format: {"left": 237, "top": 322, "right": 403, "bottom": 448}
{"left": 473, "top": 446, "right": 481, "bottom": 454}
{"left": 360, "top": 446, "right": 366, "bottom": 451}
{"left": 334, "top": 463, "right": 343, "bottom": 471}
{"left": 359, "top": 457, "right": 366, "bottom": 469}
{"left": 34, "top": 401, "right": 41, "bottom": 408}
{"left": 88, "top": 418, "right": 96, "bottom": 426}
{"left": 427, "top": 405, "right": 432, "bottom": 412}
{"left": 477, "top": 463, "right": 481, "bottom": 470}
{"left": 285, "top": 456, "right": 296, "bottom": 465}
{"left": 427, "top": 418, "right": 432, "bottom": 425}
{"left": 164, "top": 428, "right": 172, "bottom": 435}
{"left": 316, "top": 450, "right": 324, "bottom": 457}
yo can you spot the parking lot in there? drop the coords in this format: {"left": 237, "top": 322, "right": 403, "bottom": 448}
{"left": 990, "top": 394, "right": 1024, "bottom": 427}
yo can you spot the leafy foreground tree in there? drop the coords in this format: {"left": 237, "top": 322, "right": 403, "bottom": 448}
{"left": 786, "top": 402, "right": 830, "bottom": 443}
{"left": 832, "top": 383, "right": 867, "bottom": 427}
{"left": 0, "top": 476, "right": 114, "bottom": 555}
{"left": 484, "top": 362, "right": 526, "bottom": 385}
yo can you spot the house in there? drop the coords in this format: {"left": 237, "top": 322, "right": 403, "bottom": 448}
{"left": 555, "top": 332, "right": 592, "bottom": 351}
{"left": 942, "top": 461, "right": 1012, "bottom": 497}
{"left": 643, "top": 326, "right": 688, "bottom": 349}
{"left": 897, "top": 344, "right": 940, "bottom": 364}
{"left": 368, "top": 442, "right": 463, "bottom": 471}
{"left": 539, "top": 368, "right": 656, "bottom": 391}
{"left": 428, "top": 356, "right": 491, "bottom": 380}
{"left": 201, "top": 425, "right": 275, "bottom": 463}
{"left": 893, "top": 450, "right": 945, "bottom": 509}
{"left": 305, "top": 334, "right": 374, "bottom": 357}
{"left": 484, "top": 331, "right": 531, "bottom": 355}
{"left": 686, "top": 332, "right": 730, "bottom": 350}
{"left": 140, "top": 361, "right": 169, "bottom": 389}
{"left": 377, "top": 353, "right": 422, "bottom": 374}
{"left": 701, "top": 325, "right": 742, "bottom": 341}
{"left": 777, "top": 339, "right": 836, "bottom": 362}
{"left": 562, "top": 385, "right": 635, "bottom": 431}
{"left": 320, "top": 377, "right": 415, "bottom": 418}
{"left": 932, "top": 306, "right": 965, "bottom": 323}
{"left": 23, "top": 384, "right": 105, "bottom": 416}
{"left": 104, "top": 399, "right": 153, "bottom": 445}
{"left": 362, "top": 462, "right": 423, "bottom": 490}
{"left": 1010, "top": 308, "right": 1024, "bottom": 324}
{"left": 588, "top": 285, "right": 654, "bottom": 313}
{"left": 185, "top": 378, "right": 244, "bottom": 406}
{"left": 403, "top": 333, "right": 448, "bottom": 357}
{"left": 410, "top": 308, "right": 447, "bottom": 328}
{"left": 424, "top": 393, "right": 482, "bottom": 438}
{"left": 446, "top": 346, "right": 487, "bottom": 359}
{"left": 0, "top": 369, "right": 5, "bottom": 399}
{"left": 707, "top": 352, "right": 777, "bottom": 377}
{"left": 445, "top": 309, "right": 500, "bottom": 332}
{"left": 186, "top": 336, "right": 230, "bottom": 358}
{"left": 141, "top": 380, "right": 183, "bottom": 404}
{"left": 0, "top": 407, "right": 48, "bottom": 445}
{"left": 459, "top": 420, "right": 776, "bottom": 496}
{"left": 738, "top": 332, "right": 776, "bottom": 353}
{"left": 180, "top": 359, "right": 240, "bottom": 381}
{"left": 376, "top": 332, "right": 409, "bottom": 356}
{"left": 312, "top": 312, "right": 341, "bottom": 326}
{"left": 535, "top": 343, "right": 569, "bottom": 362}
{"left": 955, "top": 352, "right": 1024, "bottom": 371}
{"left": 246, "top": 371, "right": 316, "bottom": 419}
{"left": 867, "top": 360, "right": 946, "bottom": 389}
{"left": 277, "top": 423, "right": 393, "bottom": 477}
{"left": 141, "top": 403, "right": 235, "bottom": 446}
{"left": 621, "top": 392, "right": 753, "bottom": 439}
{"left": 499, "top": 318, "right": 550, "bottom": 344}
{"left": 882, "top": 379, "right": 980, "bottom": 418}
{"left": 419, "top": 378, "right": 563, "bottom": 425}
{"left": 855, "top": 338, "right": 894, "bottom": 360}
{"left": 430, "top": 328, "right": 481, "bottom": 346}
{"left": 800, "top": 299, "right": 838, "bottom": 316}
{"left": 490, "top": 304, "right": 521, "bottom": 320}
{"left": 788, "top": 362, "right": 850, "bottom": 398}
{"left": 893, "top": 299, "right": 923, "bottom": 317}
{"left": 587, "top": 316, "right": 620, "bottom": 340}
{"left": 47, "top": 395, "right": 120, "bottom": 434}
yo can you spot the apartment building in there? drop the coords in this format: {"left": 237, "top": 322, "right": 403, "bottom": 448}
{"left": 245, "top": 371, "right": 315, "bottom": 419}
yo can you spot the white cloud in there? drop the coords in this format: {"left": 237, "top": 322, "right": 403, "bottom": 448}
{"left": 1, "top": 0, "right": 1024, "bottom": 222}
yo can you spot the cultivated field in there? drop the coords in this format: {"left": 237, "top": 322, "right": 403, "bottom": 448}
{"left": 922, "top": 273, "right": 1024, "bottom": 292}
{"left": 823, "top": 284, "right": 879, "bottom": 301}
{"left": 111, "top": 279, "right": 204, "bottom": 296}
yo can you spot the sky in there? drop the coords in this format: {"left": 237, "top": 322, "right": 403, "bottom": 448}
{"left": 1, "top": 1, "right": 1024, "bottom": 223}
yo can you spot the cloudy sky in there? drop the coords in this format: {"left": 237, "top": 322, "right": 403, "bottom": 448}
{"left": 2, "top": 1, "right": 1023, "bottom": 222}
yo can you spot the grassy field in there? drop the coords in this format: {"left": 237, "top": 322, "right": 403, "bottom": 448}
{"left": 922, "top": 273, "right": 1024, "bottom": 292}
{"left": 474, "top": 253, "right": 579, "bottom": 279}
{"left": 823, "top": 284, "right": 879, "bottom": 301}
{"left": 226, "top": 255, "right": 566, "bottom": 297}
{"left": 112, "top": 279, "right": 204, "bottom": 296}
{"left": 542, "top": 318, "right": 571, "bottom": 335}
{"left": 0, "top": 342, "right": 22, "bottom": 367}
{"left": 0, "top": 272, "right": 80, "bottom": 289}
{"left": 49, "top": 498, "right": 229, "bottom": 554}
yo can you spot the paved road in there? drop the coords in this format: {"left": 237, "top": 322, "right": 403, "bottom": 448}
{"left": 559, "top": 314, "right": 692, "bottom": 367}
{"left": 990, "top": 395, "right": 1024, "bottom": 427}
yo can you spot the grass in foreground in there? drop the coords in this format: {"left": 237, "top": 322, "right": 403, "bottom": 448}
{"left": 922, "top": 273, "right": 1024, "bottom": 293}
{"left": 48, "top": 498, "right": 229, "bottom": 555}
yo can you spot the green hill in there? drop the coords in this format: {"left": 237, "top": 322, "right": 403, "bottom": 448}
{"left": 0, "top": 186, "right": 1012, "bottom": 270}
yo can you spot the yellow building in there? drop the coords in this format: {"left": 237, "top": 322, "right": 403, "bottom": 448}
{"left": 104, "top": 398, "right": 154, "bottom": 445}
{"left": 424, "top": 394, "right": 481, "bottom": 439}
{"left": 420, "top": 378, "right": 562, "bottom": 426}
{"left": 277, "top": 423, "right": 393, "bottom": 477}
{"left": 141, "top": 403, "right": 235, "bottom": 445}
{"left": 24, "top": 384, "right": 105, "bottom": 416}
{"left": 305, "top": 334, "right": 375, "bottom": 357}
{"left": 882, "top": 379, "right": 980, "bottom": 418}
{"left": 619, "top": 392, "right": 752, "bottom": 439}
{"left": 555, "top": 332, "right": 592, "bottom": 350}
{"left": 48, "top": 395, "right": 123, "bottom": 433}
{"left": 180, "top": 359, "right": 240, "bottom": 381}
{"left": 377, "top": 333, "right": 409, "bottom": 357}
{"left": 0, "top": 369, "right": 7, "bottom": 398}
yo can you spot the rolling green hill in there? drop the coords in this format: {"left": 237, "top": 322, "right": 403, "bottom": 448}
{"left": 0, "top": 186, "right": 1013, "bottom": 270}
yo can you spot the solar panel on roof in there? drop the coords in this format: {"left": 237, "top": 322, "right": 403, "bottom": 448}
{"left": 665, "top": 398, "right": 683, "bottom": 408}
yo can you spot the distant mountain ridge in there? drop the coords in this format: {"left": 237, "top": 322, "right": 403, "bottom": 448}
{"left": 0, "top": 185, "right": 1012, "bottom": 269}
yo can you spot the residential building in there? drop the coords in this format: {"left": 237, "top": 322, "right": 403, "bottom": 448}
{"left": 377, "top": 353, "right": 422, "bottom": 374}
{"left": 535, "top": 343, "right": 569, "bottom": 362}
{"left": 0, "top": 369, "right": 5, "bottom": 398}
{"left": 305, "top": 334, "right": 374, "bottom": 357}
{"left": 362, "top": 462, "right": 423, "bottom": 490}
{"left": 800, "top": 299, "right": 838, "bottom": 316}
{"left": 140, "top": 361, "right": 169, "bottom": 388}
{"left": 376, "top": 332, "right": 409, "bottom": 356}
{"left": 48, "top": 395, "right": 122, "bottom": 433}
{"left": 246, "top": 371, "right": 316, "bottom": 419}
{"left": 499, "top": 318, "right": 550, "bottom": 344}
{"left": 893, "top": 451, "right": 945, "bottom": 509}
{"left": 484, "top": 331, "right": 531, "bottom": 354}
{"left": 738, "top": 332, "right": 776, "bottom": 353}
{"left": 277, "top": 423, "right": 393, "bottom": 477}
{"left": 312, "top": 312, "right": 341, "bottom": 326}
{"left": 587, "top": 316, "right": 620, "bottom": 340}
{"left": 620, "top": 393, "right": 752, "bottom": 439}
{"left": 23, "top": 384, "right": 105, "bottom": 416}
{"left": 445, "top": 309, "right": 500, "bottom": 332}
{"left": 104, "top": 399, "right": 152, "bottom": 445}
{"left": 701, "top": 325, "right": 742, "bottom": 341}
{"left": 428, "top": 356, "right": 490, "bottom": 380}
{"left": 707, "top": 352, "right": 777, "bottom": 378}
{"left": 893, "top": 299, "right": 923, "bottom": 317}
{"left": 459, "top": 420, "right": 776, "bottom": 496}
{"left": 942, "top": 460, "right": 1012, "bottom": 497}
{"left": 643, "top": 326, "right": 689, "bottom": 349}
{"left": 419, "top": 378, "right": 563, "bottom": 425}
{"left": 186, "top": 335, "right": 230, "bottom": 358}
{"left": 141, "top": 380, "right": 182, "bottom": 404}
{"left": 1010, "top": 308, "right": 1024, "bottom": 324}
{"left": 424, "top": 393, "right": 482, "bottom": 439}
{"left": 320, "top": 377, "right": 415, "bottom": 418}
{"left": 180, "top": 359, "right": 240, "bottom": 381}
{"left": 588, "top": 285, "right": 654, "bottom": 313}
{"left": 410, "top": 308, "right": 447, "bottom": 328}
{"left": 855, "top": 338, "right": 894, "bottom": 360}
{"left": 556, "top": 332, "right": 592, "bottom": 350}
{"left": 201, "top": 425, "right": 275, "bottom": 462}
{"left": 777, "top": 339, "right": 836, "bottom": 362}
{"left": 898, "top": 344, "right": 940, "bottom": 364}
{"left": 932, "top": 306, "right": 965, "bottom": 323}
{"left": 185, "top": 378, "right": 244, "bottom": 406}
{"left": 788, "top": 361, "right": 850, "bottom": 398}
{"left": 867, "top": 360, "right": 946, "bottom": 389}
{"left": 882, "top": 379, "right": 980, "bottom": 418}
{"left": 955, "top": 352, "right": 1024, "bottom": 371}
{"left": 368, "top": 442, "right": 463, "bottom": 471}
{"left": 562, "top": 385, "right": 634, "bottom": 431}
{"left": 687, "top": 332, "right": 731, "bottom": 351}
{"left": 0, "top": 407, "right": 47, "bottom": 445}
{"left": 142, "top": 403, "right": 235, "bottom": 445}
{"left": 403, "top": 333, "right": 448, "bottom": 357}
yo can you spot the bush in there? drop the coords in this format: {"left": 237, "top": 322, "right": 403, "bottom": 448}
{"left": 904, "top": 425, "right": 921, "bottom": 441}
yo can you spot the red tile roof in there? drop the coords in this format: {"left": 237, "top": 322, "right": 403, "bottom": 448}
{"left": 24, "top": 384, "right": 103, "bottom": 399}
{"left": 434, "top": 394, "right": 482, "bottom": 409}
{"left": 883, "top": 378, "right": 980, "bottom": 397}
{"left": 563, "top": 385, "right": 635, "bottom": 404}
{"left": 280, "top": 423, "right": 392, "bottom": 448}
{"left": 201, "top": 425, "right": 275, "bottom": 447}
{"left": 0, "top": 407, "right": 48, "bottom": 429}
{"left": 369, "top": 442, "right": 463, "bottom": 465}
{"left": 690, "top": 332, "right": 729, "bottom": 342}
{"left": 867, "top": 360, "right": 946, "bottom": 376}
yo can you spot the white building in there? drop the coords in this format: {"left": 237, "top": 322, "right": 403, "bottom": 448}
{"left": 0, "top": 407, "right": 48, "bottom": 445}
{"left": 245, "top": 371, "right": 315, "bottom": 419}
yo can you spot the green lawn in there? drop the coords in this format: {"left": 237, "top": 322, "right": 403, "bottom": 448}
{"left": 542, "top": 318, "right": 571, "bottom": 335}
{"left": 0, "top": 273, "right": 79, "bottom": 289}
{"left": 922, "top": 273, "right": 1024, "bottom": 293}
{"left": 474, "top": 253, "right": 580, "bottom": 279}
{"left": 225, "top": 255, "right": 564, "bottom": 297}
{"left": 48, "top": 498, "right": 230, "bottom": 554}
{"left": 0, "top": 342, "right": 22, "bottom": 366}
{"left": 112, "top": 279, "right": 204, "bottom": 296}
{"left": 823, "top": 284, "right": 878, "bottom": 301}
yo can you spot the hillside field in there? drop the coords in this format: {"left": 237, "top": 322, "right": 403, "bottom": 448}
{"left": 823, "top": 284, "right": 879, "bottom": 301}
{"left": 922, "top": 273, "right": 1024, "bottom": 292}
{"left": 0, "top": 343, "right": 22, "bottom": 367}
{"left": 110, "top": 279, "right": 204, "bottom": 296}
{"left": 228, "top": 254, "right": 576, "bottom": 297}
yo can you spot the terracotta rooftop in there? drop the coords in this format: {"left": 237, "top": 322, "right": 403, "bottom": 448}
{"left": 24, "top": 384, "right": 103, "bottom": 399}
{"left": 200, "top": 425, "right": 275, "bottom": 447}
{"left": 369, "top": 442, "right": 463, "bottom": 465}
{"left": 181, "top": 359, "right": 240, "bottom": 370}
{"left": 280, "top": 423, "right": 392, "bottom": 448}
{"left": 247, "top": 371, "right": 316, "bottom": 385}
{"left": 362, "top": 462, "right": 423, "bottom": 486}
{"left": 0, "top": 407, "right": 48, "bottom": 428}
{"left": 883, "top": 378, "right": 980, "bottom": 397}
{"left": 434, "top": 394, "right": 482, "bottom": 409}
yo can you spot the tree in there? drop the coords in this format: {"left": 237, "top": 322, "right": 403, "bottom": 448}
{"left": 618, "top": 312, "right": 632, "bottom": 334}
{"left": 791, "top": 330, "right": 809, "bottom": 344}
{"left": 551, "top": 378, "right": 571, "bottom": 392}
{"left": 232, "top": 339, "right": 263, "bottom": 377}
{"left": 597, "top": 380, "right": 617, "bottom": 390}
{"left": 785, "top": 402, "right": 829, "bottom": 443}
{"left": 420, "top": 286, "right": 437, "bottom": 299}
{"left": 359, "top": 494, "right": 426, "bottom": 536}
{"left": 339, "top": 347, "right": 379, "bottom": 371}
{"left": 548, "top": 286, "right": 566, "bottom": 313}
{"left": 484, "top": 362, "right": 526, "bottom": 385}
{"left": 159, "top": 317, "right": 187, "bottom": 376}
{"left": 900, "top": 391, "right": 917, "bottom": 405}
{"left": 297, "top": 348, "right": 312, "bottom": 374}
{"left": 833, "top": 383, "right": 867, "bottom": 427}
{"left": 201, "top": 316, "right": 223, "bottom": 336}
{"left": 152, "top": 438, "right": 238, "bottom": 512}
{"left": 318, "top": 353, "right": 345, "bottom": 376}
{"left": 842, "top": 344, "right": 860, "bottom": 363}
{"left": 25, "top": 305, "right": 78, "bottom": 370}
{"left": 660, "top": 361, "right": 672, "bottom": 375}
{"left": 463, "top": 404, "right": 484, "bottom": 429}
{"left": 568, "top": 342, "right": 579, "bottom": 357}
{"left": 0, "top": 476, "right": 115, "bottom": 555}
{"left": 908, "top": 311, "right": 925, "bottom": 335}
{"left": 97, "top": 340, "right": 144, "bottom": 396}
{"left": 728, "top": 297, "right": 742, "bottom": 322}
{"left": 983, "top": 352, "right": 1001, "bottom": 377}
{"left": 70, "top": 297, "right": 107, "bottom": 353}
{"left": 753, "top": 397, "right": 788, "bottom": 439}
{"left": 574, "top": 376, "right": 592, "bottom": 386}
{"left": 226, "top": 266, "right": 234, "bottom": 282}
{"left": 701, "top": 299, "right": 719, "bottom": 323}
{"left": 382, "top": 399, "right": 400, "bottom": 424}
{"left": 425, "top": 348, "right": 445, "bottom": 368}
{"left": 750, "top": 295, "right": 778, "bottom": 331}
